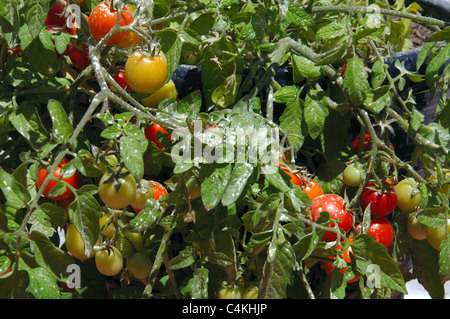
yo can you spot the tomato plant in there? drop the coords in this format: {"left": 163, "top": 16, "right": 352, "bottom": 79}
{"left": 1, "top": 0, "right": 449, "bottom": 301}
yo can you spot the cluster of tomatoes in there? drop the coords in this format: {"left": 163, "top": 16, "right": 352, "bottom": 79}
{"left": 31, "top": 0, "right": 188, "bottom": 283}
{"left": 278, "top": 131, "right": 447, "bottom": 285}
{"left": 35, "top": 150, "right": 170, "bottom": 281}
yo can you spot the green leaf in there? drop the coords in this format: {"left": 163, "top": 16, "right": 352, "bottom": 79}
{"left": 157, "top": 28, "right": 183, "bottom": 81}
{"left": 0, "top": 169, "right": 30, "bottom": 210}
{"left": 121, "top": 123, "right": 148, "bottom": 181}
{"left": 352, "top": 234, "right": 407, "bottom": 294}
{"left": 315, "top": 20, "right": 346, "bottom": 41}
{"left": 9, "top": 101, "right": 51, "bottom": 151}
{"left": 291, "top": 55, "right": 321, "bottom": 83}
{"left": 191, "top": 267, "right": 209, "bottom": 299}
{"left": 70, "top": 185, "right": 102, "bottom": 258}
{"left": 304, "top": 90, "right": 329, "bottom": 140}
{"left": 410, "top": 238, "right": 445, "bottom": 298}
{"left": 29, "top": 203, "right": 67, "bottom": 237}
{"left": 363, "top": 85, "right": 392, "bottom": 115}
{"left": 200, "top": 163, "right": 233, "bottom": 209}
{"left": 221, "top": 163, "right": 254, "bottom": 206}
{"left": 47, "top": 99, "right": 73, "bottom": 143}
{"left": 25, "top": 0, "right": 50, "bottom": 38}
{"left": 27, "top": 267, "right": 61, "bottom": 299}
{"left": 426, "top": 43, "right": 450, "bottom": 98}
{"left": 259, "top": 233, "right": 295, "bottom": 299}
{"left": 371, "top": 60, "right": 387, "bottom": 88}
{"left": 29, "top": 231, "right": 75, "bottom": 280}
{"left": 168, "top": 247, "right": 196, "bottom": 270}
{"left": 127, "top": 199, "right": 164, "bottom": 232}
{"left": 342, "top": 57, "right": 370, "bottom": 106}
{"left": 279, "top": 98, "right": 304, "bottom": 151}
{"left": 427, "top": 27, "right": 450, "bottom": 43}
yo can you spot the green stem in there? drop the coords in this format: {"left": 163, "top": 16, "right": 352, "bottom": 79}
{"left": 142, "top": 225, "right": 174, "bottom": 299}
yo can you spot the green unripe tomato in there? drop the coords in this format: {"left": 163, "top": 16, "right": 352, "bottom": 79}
{"left": 186, "top": 176, "right": 201, "bottom": 200}
{"left": 242, "top": 285, "right": 259, "bottom": 299}
{"left": 395, "top": 178, "right": 422, "bottom": 213}
{"left": 343, "top": 164, "right": 364, "bottom": 187}
{"left": 95, "top": 246, "right": 123, "bottom": 277}
{"left": 218, "top": 283, "right": 245, "bottom": 299}
{"left": 127, "top": 251, "right": 152, "bottom": 280}
{"left": 425, "top": 221, "right": 450, "bottom": 251}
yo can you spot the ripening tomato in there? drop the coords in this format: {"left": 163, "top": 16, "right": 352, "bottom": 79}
{"left": 301, "top": 179, "right": 324, "bottom": 201}
{"left": 308, "top": 194, "right": 353, "bottom": 242}
{"left": 99, "top": 213, "right": 116, "bottom": 238}
{"left": 242, "top": 285, "right": 259, "bottom": 299}
{"left": 37, "top": 158, "right": 80, "bottom": 201}
{"left": 89, "top": 1, "right": 133, "bottom": 46}
{"left": 124, "top": 50, "right": 167, "bottom": 94}
{"left": 69, "top": 44, "right": 91, "bottom": 70}
{"left": 117, "top": 30, "right": 140, "bottom": 49}
{"left": 98, "top": 169, "right": 137, "bottom": 209}
{"left": 131, "top": 180, "right": 168, "bottom": 213}
{"left": 425, "top": 221, "right": 450, "bottom": 251}
{"left": 186, "top": 176, "right": 201, "bottom": 200}
{"left": 278, "top": 159, "right": 303, "bottom": 186}
{"left": 407, "top": 213, "right": 427, "bottom": 240}
{"left": 322, "top": 238, "right": 359, "bottom": 284}
{"left": 95, "top": 246, "right": 123, "bottom": 276}
{"left": 115, "top": 231, "right": 144, "bottom": 258}
{"left": 366, "top": 217, "right": 395, "bottom": 249}
{"left": 141, "top": 79, "right": 178, "bottom": 108}
{"left": 360, "top": 182, "right": 397, "bottom": 217}
{"left": 144, "top": 122, "right": 172, "bottom": 150}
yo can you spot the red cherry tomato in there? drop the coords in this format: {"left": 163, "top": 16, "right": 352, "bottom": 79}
{"left": 46, "top": 1, "right": 67, "bottom": 28}
{"left": 144, "top": 123, "right": 172, "bottom": 150}
{"left": 322, "top": 238, "right": 359, "bottom": 283}
{"left": 364, "top": 217, "right": 395, "bottom": 249}
{"left": 308, "top": 194, "right": 353, "bottom": 242}
{"left": 69, "top": 44, "right": 90, "bottom": 70}
{"left": 88, "top": 1, "right": 133, "bottom": 46}
{"left": 112, "top": 70, "right": 131, "bottom": 92}
{"left": 360, "top": 182, "right": 397, "bottom": 218}
{"left": 352, "top": 133, "right": 394, "bottom": 154}
{"left": 36, "top": 158, "right": 80, "bottom": 201}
